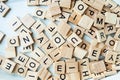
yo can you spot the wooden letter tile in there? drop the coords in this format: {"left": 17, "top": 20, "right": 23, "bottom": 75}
{"left": 27, "top": 0, "right": 39, "bottom": 6}
{"left": 20, "top": 33, "right": 34, "bottom": 47}
{"left": 21, "top": 14, "right": 36, "bottom": 29}
{"left": 74, "top": 46, "right": 87, "bottom": 59}
{"left": 96, "top": 29, "right": 106, "bottom": 42}
{"left": 60, "top": 0, "right": 71, "bottom": 8}
{"left": 2, "top": 59, "right": 16, "bottom": 73}
{"left": 54, "top": 61, "right": 65, "bottom": 74}
{"left": 51, "top": 33, "right": 65, "bottom": 47}
{"left": 0, "top": 31, "right": 5, "bottom": 43}
{"left": 5, "top": 47, "right": 16, "bottom": 58}
{"left": 74, "top": 1, "right": 88, "bottom": 15}
{"left": 0, "top": 2, "right": 10, "bottom": 17}
{"left": 15, "top": 53, "right": 29, "bottom": 66}
{"left": 66, "top": 62, "right": 78, "bottom": 73}
{"left": 25, "top": 71, "right": 38, "bottom": 80}
{"left": 67, "top": 33, "right": 82, "bottom": 47}
{"left": 26, "top": 58, "right": 40, "bottom": 71}
{"left": 78, "top": 15, "right": 94, "bottom": 29}
{"left": 104, "top": 24, "right": 116, "bottom": 35}
{"left": 7, "top": 36, "right": 19, "bottom": 47}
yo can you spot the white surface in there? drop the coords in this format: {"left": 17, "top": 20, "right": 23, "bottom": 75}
{"left": 0, "top": 0, "right": 120, "bottom": 80}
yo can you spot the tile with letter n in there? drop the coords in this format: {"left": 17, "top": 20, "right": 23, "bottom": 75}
{"left": 19, "top": 33, "right": 34, "bottom": 47}
{"left": 2, "top": 59, "right": 16, "bottom": 73}
{"left": 0, "top": 2, "right": 10, "bottom": 17}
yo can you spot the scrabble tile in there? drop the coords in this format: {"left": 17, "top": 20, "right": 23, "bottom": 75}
{"left": 68, "top": 11, "right": 81, "bottom": 25}
{"left": 74, "top": 46, "right": 87, "bottom": 59}
{"left": 104, "top": 70, "right": 117, "bottom": 77}
{"left": 60, "top": 0, "right": 71, "bottom": 8}
{"left": 114, "top": 28, "right": 120, "bottom": 40}
{"left": 0, "top": 55, "right": 5, "bottom": 68}
{"left": 105, "top": 36, "right": 115, "bottom": 48}
{"left": 57, "top": 21, "right": 71, "bottom": 39}
{"left": 40, "top": 55, "right": 53, "bottom": 68}
{"left": 96, "top": 29, "right": 106, "bottom": 42}
{"left": 105, "top": 51, "right": 117, "bottom": 63}
{"left": 94, "top": 13, "right": 105, "bottom": 29}
{"left": 85, "top": 27, "right": 97, "bottom": 39}
{"left": 85, "top": 7, "right": 98, "bottom": 19}
{"left": 54, "top": 61, "right": 65, "bottom": 74}
{"left": 105, "top": 12, "right": 117, "bottom": 24}
{"left": 104, "top": 24, "right": 116, "bottom": 35}
{"left": 42, "top": 40, "right": 56, "bottom": 54}
{"left": 78, "top": 40, "right": 90, "bottom": 50}
{"left": 7, "top": 36, "right": 19, "bottom": 47}
{"left": 78, "top": 15, "right": 94, "bottom": 29}
{"left": 0, "top": 31, "right": 5, "bottom": 43}
{"left": 58, "top": 74, "right": 70, "bottom": 80}
{"left": 25, "top": 71, "right": 38, "bottom": 80}
{"left": 45, "top": 10, "right": 55, "bottom": 21}
{"left": 15, "top": 53, "right": 29, "bottom": 66}
{"left": 79, "top": 58, "right": 89, "bottom": 70}
{"left": 112, "top": 6, "right": 120, "bottom": 16}
{"left": 16, "top": 25, "right": 32, "bottom": 34}
{"left": 27, "top": 0, "right": 39, "bottom": 6}
{"left": 45, "top": 22, "right": 57, "bottom": 36}
{"left": 33, "top": 7, "right": 46, "bottom": 19}
{"left": 73, "top": 26, "right": 85, "bottom": 38}
{"left": 65, "top": 58, "right": 76, "bottom": 63}
{"left": 38, "top": 68, "right": 51, "bottom": 80}
{"left": 5, "top": 47, "right": 16, "bottom": 58}
{"left": 49, "top": 3, "right": 61, "bottom": 16}
{"left": 8, "top": 16, "right": 22, "bottom": 31}
{"left": 74, "top": 1, "right": 88, "bottom": 15}
{"left": 0, "top": 0, "right": 8, "bottom": 1}
{"left": 92, "top": 0, "right": 104, "bottom": 11}
{"left": 31, "top": 20, "right": 46, "bottom": 34}
{"left": 49, "top": 48, "right": 62, "bottom": 61}
{"left": 51, "top": 33, "right": 65, "bottom": 47}
{"left": 21, "top": 14, "right": 36, "bottom": 29}
{"left": 14, "top": 64, "right": 28, "bottom": 77}
{"left": 116, "top": 17, "right": 120, "bottom": 28}
{"left": 114, "top": 41, "right": 120, "bottom": 52}
{"left": 19, "top": 33, "right": 34, "bottom": 47}
{"left": 88, "top": 47, "right": 101, "bottom": 61}
{"left": 91, "top": 73, "right": 105, "bottom": 80}
{"left": 69, "top": 72, "right": 80, "bottom": 80}
{"left": 39, "top": 0, "right": 51, "bottom": 5}
{"left": 89, "top": 61, "right": 106, "bottom": 74}
{"left": 26, "top": 58, "right": 40, "bottom": 71}
{"left": 60, "top": 42, "right": 74, "bottom": 59}
{"left": 105, "top": 0, "right": 117, "bottom": 10}
{"left": 0, "top": 2, "right": 10, "bottom": 17}
{"left": 31, "top": 47, "right": 45, "bottom": 62}
{"left": 2, "top": 59, "right": 16, "bottom": 73}
{"left": 35, "top": 32, "right": 49, "bottom": 47}
{"left": 82, "top": 0, "right": 94, "bottom": 6}
{"left": 67, "top": 33, "right": 82, "bottom": 47}
{"left": 66, "top": 62, "right": 78, "bottom": 73}
{"left": 21, "top": 45, "right": 33, "bottom": 53}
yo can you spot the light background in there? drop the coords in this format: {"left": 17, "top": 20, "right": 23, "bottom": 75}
{"left": 0, "top": 0, "right": 120, "bottom": 80}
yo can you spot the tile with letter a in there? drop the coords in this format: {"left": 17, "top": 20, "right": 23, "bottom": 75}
{"left": 0, "top": 2, "right": 10, "bottom": 17}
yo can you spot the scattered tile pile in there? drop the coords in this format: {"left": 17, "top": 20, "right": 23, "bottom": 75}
{"left": 0, "top": 0, "right": 120, "bottom": 80}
